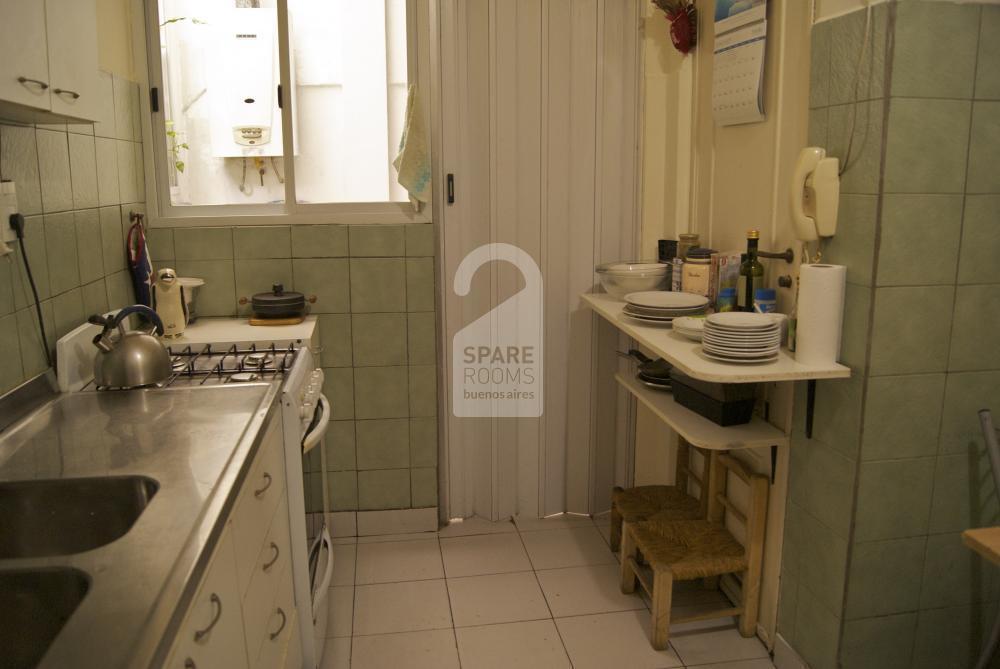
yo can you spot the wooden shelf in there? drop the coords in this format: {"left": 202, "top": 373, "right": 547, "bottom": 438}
{"left": 615, "top": 373, "right": 788, "bottom": 451}
{"left": 583, "top": 293, "right": 850, "bottom": 384}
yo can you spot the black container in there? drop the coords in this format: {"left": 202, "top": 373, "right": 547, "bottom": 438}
{"left": 658, "top": 239, "right": 678, "bottom": 263}
{"left": 251, "top": 283, "right": 307, "bottom": 318}
{"left": 669, "top": 370, "right": 758, "bottom": 426}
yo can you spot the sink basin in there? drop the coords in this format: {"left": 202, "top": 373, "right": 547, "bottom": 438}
{"left": 0, "top": 568, "right": 89, "bottom": 669}
{"left": 0, "top": 476, "right": 159, "bottom": 559}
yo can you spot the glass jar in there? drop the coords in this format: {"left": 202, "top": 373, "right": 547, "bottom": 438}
{"left": 678, "top": 233, "right": 700, "bottom": 260}
{"left": 682, "top": 252, "right": 712, "bottom": 297}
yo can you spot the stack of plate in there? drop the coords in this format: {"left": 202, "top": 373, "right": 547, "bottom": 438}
{"left": 702, "top": 312, "right": 781, "bottom": 364}
{"left": 672, "top": 316, "right": 706, "bottom": 342}
{"left": 622, "top": 291, "right": 709, "bottom": 327}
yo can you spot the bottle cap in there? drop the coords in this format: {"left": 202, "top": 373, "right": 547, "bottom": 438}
{"left": 755, "top": 288, "right": 776, "bottom": 300}
{"left": 747, "top": 229, "right": 760, "bottom": 239}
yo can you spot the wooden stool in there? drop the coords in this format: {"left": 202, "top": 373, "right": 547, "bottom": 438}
{"left": 619, "top": 452, "right": 769, "bottom": 650}
{"left": 609, "top": 438, "right": 707, "bottom": 552}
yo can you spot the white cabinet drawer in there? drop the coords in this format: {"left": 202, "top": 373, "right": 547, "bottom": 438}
{"left": 233, "top": 416, "right": 285, "bottom": 596}
{"left": 253, "top": 562, "right": 297, "bottom": 669}
{"left": 243, "top": 494, "right": 293, "bottom": 662}
{"left": 166, "top": 524, "right": 249, "bottom": 669}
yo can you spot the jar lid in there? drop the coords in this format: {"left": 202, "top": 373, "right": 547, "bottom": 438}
{"left": 686, "top": 247, "right": 716, "bottom": 259}
{"left": 755, "top": 288, "right": 776, "bottom": 300}
{"left": 747, "top": 229, "right": 760, "bottom": 239}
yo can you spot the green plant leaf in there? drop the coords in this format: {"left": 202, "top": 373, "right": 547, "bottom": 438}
{"left": 175, "top": 161, "right": 185, "bottom": 173}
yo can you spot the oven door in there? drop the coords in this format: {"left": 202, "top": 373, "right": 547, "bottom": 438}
{"left": 302, "top": 393, "right": 331, "bottom": 454}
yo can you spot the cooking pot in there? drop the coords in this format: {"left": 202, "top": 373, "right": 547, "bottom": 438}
{"left": 243, "top": 284, "right": 314, "bottom": 319}
{"left": 627, "top": 349, "right": 672, "bottom": 391}
{"left": 90, "top": 305, "right": 172, "bottom": 389}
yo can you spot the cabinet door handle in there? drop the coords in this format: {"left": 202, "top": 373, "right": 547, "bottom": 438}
{"left": 193, "top": 593, "right": 222, "bottom": 641}
{"left": 53, "top": 88, "right": 80, "bottom": 99}
{"left": 184, "top": 660, "right": 196, "bottom": 669}
{"left": 269, "top": 607, "right": 287, "bottom": 641}
{"left": 254, "top": 472, "right": 272, "bottom": 498}
{"left": 262, "top": 541, "right": 280, "bottom": 571}
{"left": 17, "top": 76, "right": 49, "bottom": 90}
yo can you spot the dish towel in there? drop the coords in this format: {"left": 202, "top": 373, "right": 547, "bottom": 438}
{"left": 126, "top": 221, "right": 154, "bottom": 307}
{"left": 393, "top": 84, "right": 431, "bottom": 212}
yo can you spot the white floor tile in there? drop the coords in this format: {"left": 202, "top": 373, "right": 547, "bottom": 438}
{"left": 514, "top": 513, "right": 595, "bottom": 532}
{"left": 555, "top": 610, "right": 684, "bottom": 669}
{"left": 685, "top": 660, "right": 775, "bottom": 669}
{"left": 447, "top": 571, "right": 551, "bottom": 627}
{"left": 353, "top": 579, "right": 453, "bottom": 636}
{"left": 356, "top": 531, "right": 439, "bottom": 544}
{"left": 438, "top": 516, "right": 517, "bottom": 538}
{"left": 668, "top": 616, "right": 770, "bottom": 666}
{"left": 320, "top": 637, "right": 351, "bottom": 669}
{"left": 333, "top": 543, "right": 357, "bottom": 586}
{"left": 455, "top": 620, "right": 571, "bottom": 669}
{"left": 327, "top": 586, "right": 354, "bottom": 638}
{"left": 350, "top": 629, "right": 460, "bottom": 669}
{"left": 355, "top": 539, "right": 443, "bottom": 584}
{"left": 593, "top": 516, "right": 613, "bottom": 547}
{"left": 520, "top": 526, "right": 617, "bottom": 570}
{"left": 440, "top": 533, "right": 532, "bottom": 578}
{"left": 536, "top": 564, "right": 646, "bottom": 618}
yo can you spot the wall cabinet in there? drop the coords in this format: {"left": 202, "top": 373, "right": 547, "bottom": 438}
{"left": 166, "top": 416, "right": 298, "bottom": 668}
{"left": 0, "top": 0, "right": 100, "bottom": 123}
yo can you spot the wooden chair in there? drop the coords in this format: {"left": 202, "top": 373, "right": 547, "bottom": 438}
{"left": 619, "top": 451, "right": 769, "bottom": 650}
{"left": 609, "top": 437, "right": 708, "bottom": 552}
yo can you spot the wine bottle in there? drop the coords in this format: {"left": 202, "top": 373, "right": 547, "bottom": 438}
{"left": 738, "top": 230, "right": 764, "bottom": 312}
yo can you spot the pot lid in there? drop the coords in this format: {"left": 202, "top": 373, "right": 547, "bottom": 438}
{"left": 252, "top": 283, "right": 306, "bottom": 306}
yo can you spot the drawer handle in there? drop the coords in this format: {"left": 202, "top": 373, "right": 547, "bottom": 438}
{"left": 17, "top": 76, "right": 49, "bottom": 90}
{"left": 269, "top": 607, "right": 287, "bottom": 641}
{"left": 53, "top": 87, "right": 80, "bottom": 99}
{"left": 262, "top": 542, "right": 280, "bottom": 571}
{"left": 193, "top": 593, "right": 222, "bottom": 642}
{"left": 254, "top": 472, "right": 273, "bottom": 498}
{"left": 184, "top": 659, "right": 196, "bottom": 669}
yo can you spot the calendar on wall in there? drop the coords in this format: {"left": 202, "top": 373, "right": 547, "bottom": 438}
{"left": 712, "top": 0, "right": 767, "bottom": 127}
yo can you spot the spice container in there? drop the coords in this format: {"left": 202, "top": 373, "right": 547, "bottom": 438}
{"left": 754, "top": 288, "right": 777, "bottom": 313}
{"left": 716, "top": 287, "right": 737, "bottom": 312}
{"left": 681, "top": 247, "right": 714, "bottom": 297}
{"left": 678, "top": 233, "right": 700, "bottom": 260}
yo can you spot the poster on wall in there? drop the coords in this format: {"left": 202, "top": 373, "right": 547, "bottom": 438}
{"left": 712, "top": 0, "right": 767, "bottom": 127}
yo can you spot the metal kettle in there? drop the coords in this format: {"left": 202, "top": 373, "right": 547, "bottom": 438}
{"left": 90, "top": 305, "right": 172, "bottom": 389}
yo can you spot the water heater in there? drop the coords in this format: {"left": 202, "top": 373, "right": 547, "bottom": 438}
{"left": 207, "top": 7, "right": 292, "bottom": 158}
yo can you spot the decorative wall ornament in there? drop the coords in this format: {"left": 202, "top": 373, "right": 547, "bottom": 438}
{"left": 651, "top": 0, "right": 698, "bottom": 55}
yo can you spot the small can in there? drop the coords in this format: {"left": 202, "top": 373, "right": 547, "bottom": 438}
{"left": 754, "top": 288, "right": 777, "bottom": 313}
{"left": 671, "top": 258, "right": 684, "bottom": 292}
{"left": 716, "top": 287, "right": 737, "bottom": 312}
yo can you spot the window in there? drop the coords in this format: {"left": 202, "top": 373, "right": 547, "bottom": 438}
{"left": 147, "top": 0, "right": 423, "bottom": 221}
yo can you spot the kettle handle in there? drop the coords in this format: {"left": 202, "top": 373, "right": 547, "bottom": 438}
{"left": 112, "top": 305, "right": 165, "bottom": 336}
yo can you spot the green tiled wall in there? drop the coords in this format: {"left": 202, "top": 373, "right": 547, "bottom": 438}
{"left": 167, "top": 222, "right": 440, "bottom": 513}
{"left": 781, "top": 3, "right": 1000, "bottom": 668}
{"left": 0, "top": 72, "right": 146, "bottom": 395}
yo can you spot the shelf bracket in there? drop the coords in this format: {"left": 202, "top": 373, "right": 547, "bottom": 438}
{"left": 805, "top": 379, "right": 817, "bottom": 439}
{"left": 770, "top": 445, "right": 778, "bottom": 484}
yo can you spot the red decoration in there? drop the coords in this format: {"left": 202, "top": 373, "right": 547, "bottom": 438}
{"left": 651, "top": 1, "right": 698, "bottom": 55}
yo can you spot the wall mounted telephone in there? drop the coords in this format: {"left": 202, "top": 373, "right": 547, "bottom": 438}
{"left": 790, "top": 147, "right": 840, "bottom": 242}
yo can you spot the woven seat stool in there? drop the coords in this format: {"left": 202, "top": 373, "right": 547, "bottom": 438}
{"left": 609, "top": 438, "right": 707, "bottom": 552}
{"left": 620, "top": 452, "right": 769, "bottom": 650}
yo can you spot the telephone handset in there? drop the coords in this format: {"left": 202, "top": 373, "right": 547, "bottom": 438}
{"left": 790, "top": 147, "right": 840, "bottom": 242}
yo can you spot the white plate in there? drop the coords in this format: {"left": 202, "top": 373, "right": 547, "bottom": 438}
{"left": 703, "top": 343, "right": 780, "bottom": 358}
{"left": 703, "top": 341, "right": 780, "bottom": 352}
{"left": 703, "top": 350, "right": 779, "bottom": 364}
{"left": 624, "top": 303, "right": 706, "bottom": 316}
{"left": 623, "top": 307, "right": 699, "bottom": 320}
{"left": 703, "top": 333, "right": 781, "bottom": 345}
{"left": 703, "top": 337, "right": 781, "bottom": 348}
{"left": 625, "top": 291, "right": 710, "bottom": 310}
{"left": 622, "top": 313, "right": 674, "bottom": 327}
{"left": 672, "top": 316, "right": 706, "bottom": 332}
{"left": 706, "top": 312, "right": 781, "bottom": 329}
{"left": 674, "top": 329, "right": 703, "bottom": 342}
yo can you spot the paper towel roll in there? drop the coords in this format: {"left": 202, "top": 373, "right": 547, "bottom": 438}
{"left": 796, "top": 264, "right": 847, "bottom": 366}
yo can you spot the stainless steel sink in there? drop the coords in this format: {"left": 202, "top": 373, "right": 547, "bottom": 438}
{"left": 0, "top": 568, "right": 89, "bottom": 669}
{"left": 0, "top": 476, "right": 159, "bottom": 559}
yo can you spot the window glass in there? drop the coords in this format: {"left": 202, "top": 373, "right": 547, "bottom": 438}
{"left": 155, "top": 0, "right": 409, "bottom": 208}
{"left": 288, "top": 0, "right": 409, "bottom": 203}
{"left": 157, "top": 0, "right": 287, "bottom": 206}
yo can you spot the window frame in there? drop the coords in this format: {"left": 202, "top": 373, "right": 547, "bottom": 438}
{"left": 142, "top": 0, "right": 432, "bottom": 227}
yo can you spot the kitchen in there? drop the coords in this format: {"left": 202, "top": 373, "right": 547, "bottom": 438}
{"left": 0, "top": 0, "right": 998, "bottom": 668}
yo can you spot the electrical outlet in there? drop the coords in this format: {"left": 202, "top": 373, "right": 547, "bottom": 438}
{"left": 1, "top": 181, "right": 18, "bottom": 244}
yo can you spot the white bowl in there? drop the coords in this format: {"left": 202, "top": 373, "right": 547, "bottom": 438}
{"left": 596, "top": 261, "right": 668, "bottom": 299}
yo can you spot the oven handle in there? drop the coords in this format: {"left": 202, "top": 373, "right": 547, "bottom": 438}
{"left": 301, "top": 393, "right": 331, "bottom": 454}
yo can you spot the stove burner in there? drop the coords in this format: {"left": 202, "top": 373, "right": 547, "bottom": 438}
{"left": 231, "top": 372, "right": 260, "bottom": 383}
{"left": 245, "top": 352, "right": 270, "bottom": 368}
